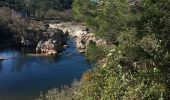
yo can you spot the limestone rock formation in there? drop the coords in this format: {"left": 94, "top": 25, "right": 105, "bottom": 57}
{"left": 49, "top": 22, "right": 106, "bottom": 53}
{"left": 36, "top": 29, "right": 67, "bottom": 55}
{"left": 36, "top": 39, "right": 62, "bottom": 55}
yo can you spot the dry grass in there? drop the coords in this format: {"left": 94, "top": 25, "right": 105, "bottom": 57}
{"left": 39, "top": 80, "right": 83, "bottom": 100}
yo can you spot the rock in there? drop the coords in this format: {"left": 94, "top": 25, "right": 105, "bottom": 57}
{"left": 49, "top": 22, "right": 106, "bottom": 53}
{"left": 63, "top": 45, "right": 69, "bottom": 48}
{"left": 76, "top": 39, "right": 86, "bottom": 52}
{"left": 36, "top": 40, "right": 44, "bottom": 53}
{"left": 36, "top": 39, "right": 62, "bottom": 55}
{"left": 36, "top": 29, "right": 67, "bottom": 55}
{"left": 21, "top": 36, "right": 33, "bottom": 47}
{"left": 47, "top": 49, "right": 58, "bottom": 55}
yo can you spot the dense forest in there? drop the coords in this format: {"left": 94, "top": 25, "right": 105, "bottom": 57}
{"left": 0, "top": 0, "right": 170, "bottom": 100}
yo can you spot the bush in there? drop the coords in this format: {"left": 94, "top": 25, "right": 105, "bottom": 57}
{"left": 85, "top": 43, "right": 107, "bottom": 62}
{"left": 39, "top": 80, "right": 83, "bottom": 100}
{"left": 73, "top": 0, "right": 170, "bottom": 99}
{"left": 0, "top": 7, "right": 46, "bottom": 47}
{"left": 0, "top": 7, "right": 27, "bottom": 45}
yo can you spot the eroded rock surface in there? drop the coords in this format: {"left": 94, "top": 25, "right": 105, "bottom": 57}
{"left": 49, "top": 22, "right": 106, "bottom": 53}
{"left": 36, "top": 29, "right": 67, "bottom": 55}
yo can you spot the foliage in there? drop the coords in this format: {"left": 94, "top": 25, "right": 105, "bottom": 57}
{"left": 39, "top": 80, "right": 83, "bottom": 100}
{"left": 45, "top": 9, "right": 73, "bottom": 21}
{"left": 0, "top": 7, "right": 27, "bottom": 45}
{"left": 1, "top": 0, "right": 73, "bottom": 18}
{"left": 0, "top": 7, "right": 45, "bottom": 47}
{"left": 73, "top": 0, "right": 170, "bottom": 99}
{"left": 85, "top": 43, "right": 107, "bottom": 62}
{"left": 73, "top": 0, "right": 130, "bottom": 42}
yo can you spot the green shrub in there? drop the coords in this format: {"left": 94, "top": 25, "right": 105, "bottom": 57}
{"left": 73, "top": 0, "right": 170, "bottom": 99}
{"left": 85, "top": 43, "right": 107, "bottom": 62}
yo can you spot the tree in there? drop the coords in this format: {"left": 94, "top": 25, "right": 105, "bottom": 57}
{"left": 73, "top": 0, "right": 170, "bottom": 99}
{"left": 1, "top": 0, "right": 73, "bottom": 18}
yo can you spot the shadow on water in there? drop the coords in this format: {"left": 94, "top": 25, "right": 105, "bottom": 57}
{"left": 0, "top": 38, "right": 91, "bottom": 100}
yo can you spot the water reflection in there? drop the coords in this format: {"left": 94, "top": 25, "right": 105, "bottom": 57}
{"left": 0, "top": 62, "right": 3, "bottom": 72}
{"left": 0, "top": 49, "right": 65, "bottom": 73}
{"left": 0, "top": 38, "right": 91, "bottom": 100}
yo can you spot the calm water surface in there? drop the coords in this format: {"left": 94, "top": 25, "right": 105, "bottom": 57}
{"left": 0, "top": 38, "right": 90, "bottom": 100}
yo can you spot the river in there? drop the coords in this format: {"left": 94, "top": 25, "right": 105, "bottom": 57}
{"left": 0, "top": 38, "right": 91, "bottom": 100}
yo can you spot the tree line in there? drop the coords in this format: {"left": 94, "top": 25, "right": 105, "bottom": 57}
{"left": 0, "top": 0, "right": 73, "bottom": 17}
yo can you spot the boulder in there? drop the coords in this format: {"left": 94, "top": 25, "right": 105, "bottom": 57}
{"left": 36, "top": 29, "right": 67, "bottom": 55}
{"left": 36, "top": 39, "right": 63, "bottom": 55}
{"left": 76, "top": 39, "right": 86, "bottom": 53}
{"left": 50, "top": 29, "right": 67, "bottom": 45}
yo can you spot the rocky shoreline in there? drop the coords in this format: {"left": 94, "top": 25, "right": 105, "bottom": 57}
{"left": 21, "top": 21, "right": 106, "bottom": 55}
{"left": 49, "top": 22, "right": 106, "bottom": 53}
{"left": 35, "top": 29, "right": 67, "bottom": 55}
{"left": 0, "top": 20, "right": 106, "bottom": 55}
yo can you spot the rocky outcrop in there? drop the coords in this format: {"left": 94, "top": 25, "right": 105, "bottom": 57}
{"left": 49, "top": 22, "right": 106, "bottom": 53}
{"left": 36, "top": 29, "right": 67, "bottom": 55}
{"left": 36, "top": 39, "right": 62, "bottom": 55}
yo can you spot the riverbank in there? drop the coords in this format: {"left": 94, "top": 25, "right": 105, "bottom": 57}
{"left": 0, "top": 6, "right": 105, "bottom": 56}
{"left": 49, "top": 22, "right": 106, "bottom": 53}
{"left": 0, "top": 38, "right": 91, "bottom": 100}
{"left": 0, "top": 6, "right": 71, "bottom": 56}
{"left": 0, "top": 6, "right": 98, "bottom": 100}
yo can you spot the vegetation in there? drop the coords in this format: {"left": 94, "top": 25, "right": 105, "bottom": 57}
{"left": 1, "top": 0, "right": 170, "bottom": 99}
{"left": 0, "top": 7, "right": 45, "bottom": 47}
{"left": 85, "top": 43, "right": 107, "bottom": 62}
{"left": 39, "top": 80, "right": 82, "bottom": 100}
{"left": 43, "top": 0, "right": 170, "bottom": 100}
{"left": 0, "top": 7, "right": 27, "bottom": 45}
{"left": 0, "top": 0, "right": 73, "bottom": 18}
{"left": 73, "top": 0, "right": 170, "bottom": 99}
{"left": 0, "top": 0, "right": 74, "bottom": 46}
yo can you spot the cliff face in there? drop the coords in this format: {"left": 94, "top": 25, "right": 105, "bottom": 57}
{"left": 49, "top": 22, "right": 106, "bottom": 53}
